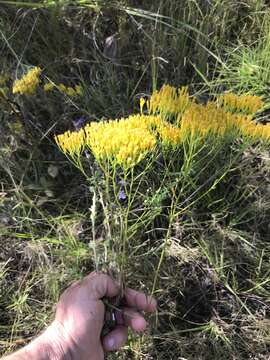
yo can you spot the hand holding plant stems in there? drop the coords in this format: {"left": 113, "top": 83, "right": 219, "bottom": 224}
{"left": 3, "top": 272, "right": 157, "bottom": 360}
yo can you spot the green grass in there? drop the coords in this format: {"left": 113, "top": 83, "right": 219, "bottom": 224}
{"left": 209, "top": 9, "right": 270, "bottom": 97}
{"left": 1, "top": 1, "right": 270, "bottom": 359}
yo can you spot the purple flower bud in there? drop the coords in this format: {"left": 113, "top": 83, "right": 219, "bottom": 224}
{"left": 118, "top": 189, "right": 126, "bottom": 201}
{"left": 72, "top": 117, "right": 86, "bottom": 131}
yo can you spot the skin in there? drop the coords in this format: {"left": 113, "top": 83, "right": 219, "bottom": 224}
{"left": 3, "top": 272, "right": 157, "bottom": 360}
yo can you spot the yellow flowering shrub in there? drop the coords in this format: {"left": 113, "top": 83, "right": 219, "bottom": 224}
{"left": 75, "top": 84, "right": 83, "bottom": 96}
{"left": 217, "top": 92, "right": 264, "bottom": 115}
{"left": 179, "top": 100, "right": 270, "bottom": 143}
{"left": 258, "top": 123, "right": 270, "bottom": 141}
{"left": 13, "top": 67, "right": 42, "bottom": 95}
{"left": 55, "top": 85, "right": 270, "bottom": 171}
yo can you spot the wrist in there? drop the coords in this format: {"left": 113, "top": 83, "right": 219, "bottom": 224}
{"left": 21, "top": 323, "right": 73, "bottom": 360}
{"left": 2, "top": 324, "right": 69, "bottom": 360}
{"left": 36, "top": 322, "right": 74, "bottom": 360}
{"left": 42, "top": 322, "right": 103, "bottom": 360}
{"left": 25, "top": 333, "right": 61, "bottom": 360}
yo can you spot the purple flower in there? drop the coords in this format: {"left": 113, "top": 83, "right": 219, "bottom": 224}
{"left": 118, "top": 189, "right": 126, "bottom": 201}
{"left": 72, "top": 117, "right": 86, "bottom": 131}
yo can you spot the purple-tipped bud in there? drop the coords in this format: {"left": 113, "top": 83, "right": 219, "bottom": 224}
{"left": 118, "top": 189, "right": 126, "bottom": 201}
{"left": 72, "top": 117, "right": 86, "bottom": 131}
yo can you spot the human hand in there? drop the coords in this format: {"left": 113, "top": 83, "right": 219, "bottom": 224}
{"left": 45, "top": 272, "right": 157, "bottom": 360}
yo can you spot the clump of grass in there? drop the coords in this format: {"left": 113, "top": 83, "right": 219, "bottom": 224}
{"left": 211, "top": 12, "right": 270, "bottom": 96}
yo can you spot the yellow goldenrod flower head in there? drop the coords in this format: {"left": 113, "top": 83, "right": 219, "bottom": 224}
{"left": 54, "top": 128, "right": 86, "bottom": 156}
{"left": 13, "top": 67, "right": 42, "bottom": 95}
{"left": 58, "top": 83, "right": 83, "bottom": 97}
{"left": 179, "top": 102, "right": 249, "bottom": 138}
{"left": 84, "top": 116, "right": 157, "bottom": 169}
{"left": 44, "top": 82, "right": 54, "bottom": 92}
{"left": 259, "top": 123, "right": 270, "bottom": 142}
{"left": 54, "top": 85, "right": 270, "bottom": 173}
{"left": 147, "top": 84, "right": 191, "bottom": 117}
{"left": 124, "top": 114, "right": 163, "bottom": 131}
{"left": 66, "top": 87, "right": 77, "bottom": 97}
{"left": 180, "top": 100, "right": 270, "bottom": 143}
{"left": 55, "top": 114, "right": 158, "bottom": 169}
{"left": 157, "top": 123, "right": 182, "bottom": 147}
{"left": 59, "top": 83, "right": 66, "bottom": 92}
{"left": 217, "top": 92, "right": 264, "bottom": 115}
{"left": 237, "top": 117, "right": 270, "bottom": 143}
{"left": 75, "top": 84, "right": 83, "bottom": 96}
{"left": 140, "top": 97, "right": 146, "bottom": 114}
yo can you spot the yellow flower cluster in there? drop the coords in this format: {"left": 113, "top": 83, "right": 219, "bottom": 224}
{"left": 44, "top": 82, "right": 83, "bottom": 97}
{"left": 236, "top": 116, "right": 270, "bottom": 142}
{"left": 217, "top": 92, "right": 264, "bottom": 114}
{"left": 55, "top": 85, "right": 270, "bottom": 168}
{"left": 13, "top": 67, "right": 42, "bottom": 95}
{"left": 141, "top": 84, "right": 191, "bottom": 117}
{"left": 55, "top": 129, "right": 85, "bottom": 157}
{"left": 179, "top": 101, "right": 270, "bottom": 142}
{"left": 55, "top": 115, "right": 158, "bottom": 169}
{"left": 124, "top": 114, "right": 163, "bottom": 130}
{"left": 59, "top": 83, "right": 83, "bottom": 97}
{"left": 157, "top": 123, "right": 182, "bottom": 147}
{"left": 124, "top": 114, "right": 182, "bottom": 147}
{"left": 256, "top": 123, "right": 270, "bottom": 141}
{"left": 84, "top": 120, "right": 156, "bottom": 168}
{"left": 44, "top": 82, "right": 55, "bottom": 92}
{"left": 180, "top": 102, "right": 242, "bottom": 138}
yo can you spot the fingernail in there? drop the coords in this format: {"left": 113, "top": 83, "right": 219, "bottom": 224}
{"left": 106, "top": 337, "right": 115, "bottom": 350}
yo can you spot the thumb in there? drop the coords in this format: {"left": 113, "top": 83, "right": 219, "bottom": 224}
{"left": 82, "top": 272, "right": 120, "bottom": 300}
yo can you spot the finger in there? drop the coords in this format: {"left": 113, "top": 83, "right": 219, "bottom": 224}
{"left": 122, "top": 307, "right": 148, "bottom": 332}
{"left": 124, "top": 288, "right": 157, "bottom": 312}
{"left": 102, "top": 325, "right": 128, "bottom": 352}
{"left": 82, "top": 272, "right": 120, "bottom": 300}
